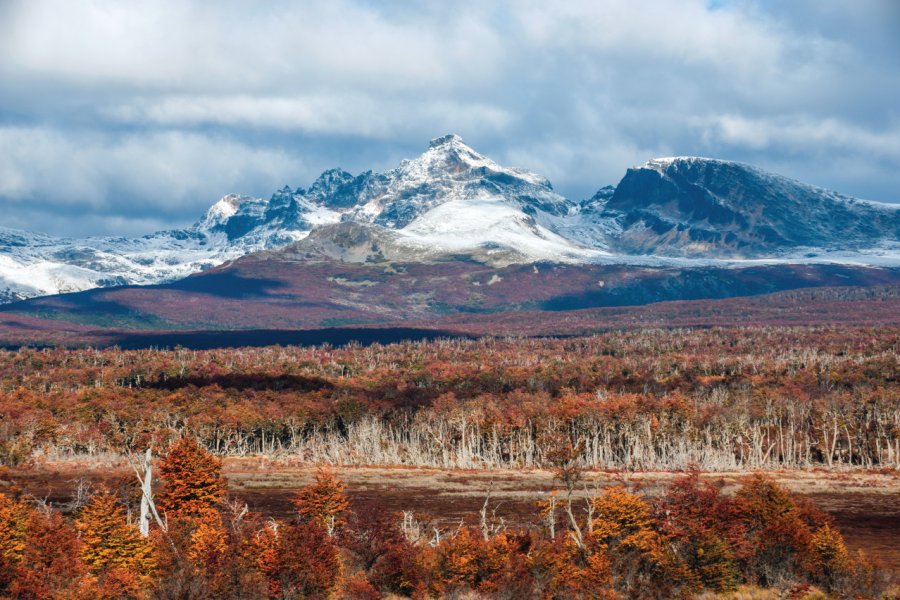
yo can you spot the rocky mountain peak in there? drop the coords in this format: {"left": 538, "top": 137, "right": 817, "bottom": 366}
{"left": 201, "top": 194, "right": 256, "bottom": 230}
{"left": 307, "top": 168, "right": 355, "bottom": 200}
{"left": 409, "top": 133, "right": 495, "bottom": 178}
{"left": 428, "top": 133, "right": 465, "bottom": 148}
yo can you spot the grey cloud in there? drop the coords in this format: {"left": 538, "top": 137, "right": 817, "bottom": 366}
{"left": 0, "top": 127, "right": 307, "bottom": 235}
{"left": 104, "top": 95, "right": 513, "bottom": 140}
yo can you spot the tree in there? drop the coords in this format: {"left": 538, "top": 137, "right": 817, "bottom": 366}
{"left": 186, "top": 513, "right": 229, "bottom": 574}
{"left": 292, "top": 466, "right": 350, "bottom": 536}
{"left": 271, "top": 522, "right": 340, "bottom": 599}
{"left": 10, "top": 512, "right": 86, "bottom": 599}
{"left": 341, "top": 508, "right": 423, "bottom": 597}
{"left": 157, "top": 437, "right": 227, "bottom": 520}
{"left": 809, "top": 523, "right": 851, "bottom": 593}
{"left": 0, "top": 492, "right": 32, "bottom": 588}
{"left": 433, "top": 527, "right": 481, "bottom": 593}
{"left": 731, "top": 474, "right": 814, "bottom": 586}
{"left": 658, "top": 472, "right": 739, "bottom": 592}
{"left": 592, "top": 486, "right": 655, "bottom": 547}
{"left": 544, "top": 431, "right": 588, "bottom": 548}
{"left": 527, "top": 535, "right": 615, "bottom": 599}
{"left": 75, "top": 486, "right": 155, "bottom": 580}
{"left": 342, "top": 572, "right": 381, "bottom": 600}
{"left": 592, "top": 486, "right": 695, "bottom": 598}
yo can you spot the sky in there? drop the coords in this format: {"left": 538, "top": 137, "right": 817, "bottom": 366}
{"left": 1, "top": 0, "right": 899, "bottom": 238}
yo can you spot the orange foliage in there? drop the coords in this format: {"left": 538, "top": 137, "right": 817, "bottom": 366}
{"left": 0, "top": 492, "right": 32, "bottom": 586}
{"left": 429, "top": 528, "right": 540, "bottom": 597}
{"left": 248, "top": 523, "right": 282, "bottom": 598}
{"left": 809, "top": 523, "right": 852, "bottom": 592}
{"left": 270, "top": 522, "right": 340, "bottom": 599}
{"left": 528, "top": 536, "right": 616, "bottom": 599}
{"left": 292, "top": 466, "right": 350, "bottom": 536}
{"left": 9, "top": 511, "right": 87, "bottom": 599}
{"left": 0, "top": 328, "right": 894, "bottom": 597}
{"left": 187, "top": 514, "right": 229, "bottom": 573}
{"left": 592, "top": 486, "right": 655, "bottom": 547}
{"left": 342, "top": 572, "right": 381, "bottom": 600}
{"left": 0, "top": 471, "right": 886, "bottom": 599}
{"left": 730, "top": 474, "right": 814, "bottom": 586}
{"left": 157, "top": 436, "right": 227, "bottom": 520}
{"left": 592, "top": 486, "right": 695, "bottom": 598}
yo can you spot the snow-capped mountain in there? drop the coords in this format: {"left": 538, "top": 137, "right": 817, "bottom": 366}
{"left": 0, "top": 226, "right": 224, "bottom": 304}
{"left": 345, "top": 134, "right": 571, "bottom": 224}
{"left": 1, "top": 136, "right": 898, "bottom": 303}
{"left": 0, "top": 135, "right": 598, "bottom": 302}
{"left": 600, "top": 157, "right": 900, "bottom": 258}
{"left": 0, "top": 193, "right": 334, "bottom": 304}
{"left": 336, "top": 134, "right": 598, "bottom": 264}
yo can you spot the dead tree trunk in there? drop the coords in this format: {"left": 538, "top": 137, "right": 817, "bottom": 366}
{"left": 129, "top": 447, "right": 166, "bottom": 536}
{"left": 139, "top": 448, "right": 152, "bottom": 537}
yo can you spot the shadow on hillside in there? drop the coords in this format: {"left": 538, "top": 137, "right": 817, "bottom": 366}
{"left": 161, "top": 272, "right": 289, "bottom": 299}
{"left": 107, "top": 327, "right": 470, "bottom": 350}
{"left": 145, "top": 373, "right": 333, "bottom": 392}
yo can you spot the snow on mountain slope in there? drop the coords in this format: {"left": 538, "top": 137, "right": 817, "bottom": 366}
{"left": 0, "top": 225, "right": 238, "bottom": 301}
{"left": 397, "top": 193, "right": 601, "bottom": 264}
{"left": 320, "top": 134, "right": 599, "bottom": 262}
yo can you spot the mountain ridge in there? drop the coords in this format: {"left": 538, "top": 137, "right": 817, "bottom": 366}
{"left": 603, "top": 156, "right": 900, "bottom": 257}
{"left": 1, "top": 135, "right": 898, "bottom": 303}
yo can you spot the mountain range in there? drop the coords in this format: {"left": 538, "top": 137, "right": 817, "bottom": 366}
{"left": 1, "top": 134, "right": 899, "bottom": 347}
{"left": 2, "top": 134, "right": 898, "bottom": 305}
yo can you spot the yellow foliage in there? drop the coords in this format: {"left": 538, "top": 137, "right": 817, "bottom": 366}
{"left": 188, "top": 513, "right": 229, "bottom": 572}
{"left": 591, "top": 486, "right": 654, "bottom": 548}
{"left": 75, "top": 487, "right": 155, "bottom": 580}
{"left": 0, "top": 492, "right": 32, "bottom": 565}
{"left": 810, "top": 524, "right": 850, "bottom": 572}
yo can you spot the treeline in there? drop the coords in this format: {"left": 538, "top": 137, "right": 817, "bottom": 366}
{"left": 0, "top": 327, "right": 897, "bottom": 470}
{"left": 0, "top": 438, "right": 890, "bottom": 598}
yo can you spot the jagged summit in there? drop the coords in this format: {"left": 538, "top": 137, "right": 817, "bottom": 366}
{"left": 428, "top": 133, "right": 466, "bottom": 148}
{"left": 397, "top": 133, "right": 499, "bottom": 180}
{"left": 206, "top": 194, "right": 243, "bottom": 220}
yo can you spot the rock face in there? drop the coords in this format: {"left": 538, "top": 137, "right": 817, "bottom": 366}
{"left": 1, "top": 138, "right": 898, "bottom": 303}
{"left": 602, "top": 157, "right": 900, "bottom": 257}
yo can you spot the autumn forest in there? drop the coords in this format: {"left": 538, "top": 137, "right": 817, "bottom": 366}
{"left": 0, "top": 326, "right": 897, "bottom": 598}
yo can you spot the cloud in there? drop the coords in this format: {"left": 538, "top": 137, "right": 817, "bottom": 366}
{"left": 0, "top": 0, "right": 897, "bottom": 236}
{"left": 693, "top": 114, "right": 900, "bottom": 160}
{"left": 105, "top": 95, "right": 513, "bottom": 139}
{"left": 0, "top": 0, "right": 505, "bottom": 92}
{"left": 0, "top": 126, "right": 305, "bottom": 235}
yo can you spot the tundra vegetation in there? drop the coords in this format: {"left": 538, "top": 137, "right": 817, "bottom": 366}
{"left": 0, "top": 326, "right": 896, "bottom": 597}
